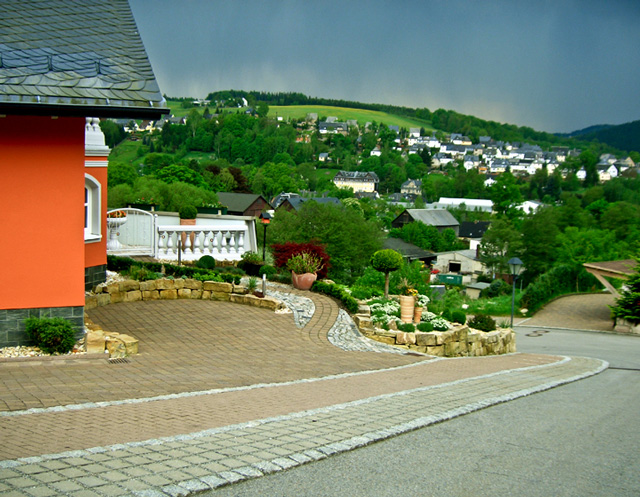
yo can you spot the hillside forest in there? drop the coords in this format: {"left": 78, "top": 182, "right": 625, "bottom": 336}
{"left": 103, "top": 96, "right": 640, "bottom": 298}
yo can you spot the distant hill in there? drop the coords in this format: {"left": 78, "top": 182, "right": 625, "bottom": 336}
{"left": 577, "top": 120, "right": 640, "bottom": 153}
{"left": 557, "top": 124, "right": 613, "bottom": 138}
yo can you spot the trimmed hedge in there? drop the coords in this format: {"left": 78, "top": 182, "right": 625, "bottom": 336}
{"left": 106, "top": 255, "right": 241, "bottom": 284}
{"left": 311, "top": 280, "right": 359, "bottom": 314}
{"left": 519, "top": 264, "right": 599, "bottom": 314}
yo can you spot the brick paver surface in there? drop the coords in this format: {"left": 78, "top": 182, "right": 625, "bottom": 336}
{"left": 0, "top": 289, "right": 609, "bottom": 496}
{"left": 0, "top": 294, "right": 423, "bottom": 412}
{"left": 520, "top": 293, "right": 616, "bottom": 331}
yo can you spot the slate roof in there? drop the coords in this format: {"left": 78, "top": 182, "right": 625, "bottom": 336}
{"left": 0, "top": 0, "right": 168, "bottom": 118}
{"left": 459, "top": 221, "right": 491, "bottom": 238}
{"left": 216, "top": 192, "right": 270, "bottom": 213}
{"left": 405, "top": 209, "right": 460, "bottom": 228}
{"left": 382, "top": 238, "right": 437, "bottom": 263}
{"left": 278, "top": 197, "right": 341, "bottom": 211}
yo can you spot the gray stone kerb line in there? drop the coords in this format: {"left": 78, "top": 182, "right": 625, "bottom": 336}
{"left": 0, "top": 357, "right": 439, "bottom": 418}
{"left": 0, "top": 356, "right": 608, "bottom": 497}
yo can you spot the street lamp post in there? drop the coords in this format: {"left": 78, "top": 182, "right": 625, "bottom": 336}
{"left": 508, "top": 257, "right": 523, "bottom": 328}
{"left": 259, "top": 212, "right": 272, "bottom": 262}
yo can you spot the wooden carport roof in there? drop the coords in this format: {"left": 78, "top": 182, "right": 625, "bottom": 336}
{"left": 583, "top": 259, "right": 636, "bottom": 297}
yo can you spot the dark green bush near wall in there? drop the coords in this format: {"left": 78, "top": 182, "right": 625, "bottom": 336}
{"left": 519, "top": 264, "right": 600, "bottom": 314}
{"left": 24, "top": 317, "right": 76, "bottom": 354}
{"left": 468, "top": 314, "right": 496, "bottom": 332}
{"left": 311, "top": 281, "right": 359, "bottom": 314}
{"left": 107, "top": 255, "right": 241, "bottom": 284}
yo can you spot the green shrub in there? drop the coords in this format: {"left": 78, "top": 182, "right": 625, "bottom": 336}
{"left": 350, "top": 285, "right": 384, "bottom": 300}
{"left": 126, "top": 265, "right": 160, "bottom": 281}
{"left": 398, "top": 322, "right": 415, "bottom": 332}
{"left": 178, "top": 205, "right": 197, "bottom": 219}
{"left": 468, "top": 314, "right": 497, "bottom": 332}
{"left": 196, "top": 255, "right": 216, "bottom": 270}
{"left": 191, "top": 272, "right": 221, "bottom": 282}
{"left": 451, "top": 310, "right": 466, "bottom": 324}
{"left": 259, "top": 265, "right": 277, "bottom": 277}
{"left": 417, "top": 322, "right": 434, "bottom": 332}
{"left": 482, "top": 279, "right": 510, "bottom": 298}
{"left": 25, "top": 317, "right": 76, "bottom": 354}
{"left": 312, "top": 281, "right": 359, "bottom": 314}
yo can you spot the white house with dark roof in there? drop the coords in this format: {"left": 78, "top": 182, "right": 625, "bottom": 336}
{"left": 332, "top": 171, "right": 379, "bottom": 193}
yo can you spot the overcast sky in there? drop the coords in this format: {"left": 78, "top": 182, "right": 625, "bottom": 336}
{"left": 129, "top": 0, "right": 640, "bottom": 134}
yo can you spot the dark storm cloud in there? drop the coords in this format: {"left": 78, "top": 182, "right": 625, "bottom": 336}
{"left": 130, "top": 0, "right": 640, "bottom": 133}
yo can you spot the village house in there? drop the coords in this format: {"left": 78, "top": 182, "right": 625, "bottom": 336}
{"left": 401, "top": 179, "right": 423, "bottom": 196}
{"left": 391, "top": 209, "right": 460, "bottom": 235}
{"left": 0, "top": 0, "right": 167, "bottom": 346}
{"left": 332, "top": 171, "right": 380, "bottom": 193}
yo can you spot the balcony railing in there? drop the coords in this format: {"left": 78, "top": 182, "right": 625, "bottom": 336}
{"left": 106, "top": 209, "right": 258, "bottom": 262}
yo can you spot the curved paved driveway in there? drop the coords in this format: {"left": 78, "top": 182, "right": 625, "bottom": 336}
{"left": 519, "top": 293, "right": 616, "bottom": 331}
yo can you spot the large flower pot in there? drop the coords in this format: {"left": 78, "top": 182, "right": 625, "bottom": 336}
{"left": 106, "top": 217, "right": 127, "bottom": 250}
{"left": 414, "top": 306, "right": 423, "bottom": 324}
{"left": 400, "top": 295, "right": 415, "bottom": 324}
{"left": 291, "top": 271, "right": 317, "bottom": 290}
{"left": 180, "top": 218, "right": 196, "bottom": 248}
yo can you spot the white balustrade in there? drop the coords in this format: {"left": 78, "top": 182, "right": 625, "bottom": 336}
{"left": 155, "top": 225, "right": 250, "bottom": 262}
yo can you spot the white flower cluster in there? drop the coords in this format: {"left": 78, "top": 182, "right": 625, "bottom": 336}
{"left": 370, "top": 300, "right": 400, "bottom": 315}
{"left": 416, "top": 294, "right": 430, "bottom": 307}
{"left": 430, "top": 317, "right": 451, "bottom": 330}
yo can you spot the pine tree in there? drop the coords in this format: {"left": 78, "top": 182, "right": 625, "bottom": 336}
{"left": 611, "top": 258, "right": 640, "bottom": 324}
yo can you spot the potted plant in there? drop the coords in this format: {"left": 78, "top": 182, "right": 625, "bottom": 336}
{"left": 414, "top": 293, "right": 430, "bottom": 323}
{"left": 399, "top": 287, "right": 417, "bottom": 324}
{"left": 197, "top": 201, "right": 227, "bottom": 215}
{"left": 286, "top": 252, "right": 323, "bottom": 290}
{"left": 106, "top": 210, "right": 128, "bottom": 250}
{"left": 129, "top": 197, "right": 157, "bottom": 211}
{"left": 238, "top": 251, "right": 264, "bottom": 276}
{"left": 179, "top": 205, "right": 197, "bottom": 247}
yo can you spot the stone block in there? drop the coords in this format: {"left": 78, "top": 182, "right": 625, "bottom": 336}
{"left": 190, "top": 290, "right": 202, "bottom": 299}
{"left": 408, "top": 345, "right": 427, "bottom": 353}
{"left": 455, "top": 325, "right": 469, "bottom": 340}
{"left": 357, "top": 304, "right": 371, "bottom": 316}
{"left": 105, "top": 338, "right": 126, "bottom": 358}
{"left": 441, "top": 330, "right": 455, "bottom": 344}
{"left": 467, "top": 332, "right": 481, "bottom": 343}
{"left": 173, "top": 279, "right": 185, "bottom": 290}
{"left": 396, "top": 332, "right": 417, "bottom": 345}
{"left": 120, "top": 280, "right": 140, "bottom": 292}
{"left": 156, "top": 279, "right": 175, "bottom": 290}
{"left": 234, "top": 285, "right": 248, "bottom": 295}
{"left": 184, "top": 279, "right": 202, "bottom": 290}
{"left": 139, "top": 280, "right": 157, "bottom": 292}
{"left": 124, "top": 290, "right": 142, "bottom": 302}
{"left": 116, "top": 334, "right": 138, "bottom": 355}
{"left": 203, "top": 281, "right": 232, "bottom": 293}
{"left": 353, "top": 315, "right": 374, "bottom": 331}
{"left": 201, "top": 290, "right": 211, "bottom": 300}
{"left": 178, "top": 288, "right": 191, "bottom": 299}
{"left": 211, "top": 291, "right": 230, "bottom": 301}
{"left": 85, "top": 295, "right": 98, "bottom": 310}
{"left": 106, "top": 283, "right": 120, "bottom": 294}
{"left": 110, "top": 292, "right": 124, "bottom": 304}
{"left": 416, "top": 332, "right": 437, "bottom": 346}
{"left": 427, "top": 346, "right": 445, "bottom": 357}
{"left": 142, "top": 290, "right": 160, "bottom": 300}
{"left": 160, "top": 289, "right": 178, "bottom": 300}
{"left": 86, "top": 331, "right": 106, "bottom": 354}
{"left": 372, "top": 335, "right": 396, "bottom": 345}
{"left": 485, "top": 331, "right": 500, "bottom": 344}
{"left": 96, "top": 293, "right": 111, "bottom": 307}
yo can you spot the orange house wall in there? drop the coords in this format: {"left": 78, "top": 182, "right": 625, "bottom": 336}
{"left": 84, "top": 159, "right": 107, "bottom": 269}
{"left": 0, "top": 115, "right": 86, "bottom": 310}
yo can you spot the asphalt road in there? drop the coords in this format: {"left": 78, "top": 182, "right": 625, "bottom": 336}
{"left": 205, "top": 328, "right": 640, "bottom": 497}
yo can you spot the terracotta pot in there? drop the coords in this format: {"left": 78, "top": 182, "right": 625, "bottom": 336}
{"left": 414, "top": 306, "right": 423, "bottom": 324}
{"left": 180, "top": 218, "right": 196, "bottom": 248}
{"left": 399, "top": 295, "right": 415, "bottom": 323}
{"left": 291, "top": 271, "right": 317, "bottom": 290}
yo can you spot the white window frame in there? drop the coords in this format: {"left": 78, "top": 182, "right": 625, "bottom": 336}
{"left": 84, "top": 173, "right": 102, "bottom": 242}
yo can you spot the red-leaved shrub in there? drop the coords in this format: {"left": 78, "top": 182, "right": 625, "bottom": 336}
{"left": 271, "top": 241, "right": 331, "bottom": 279}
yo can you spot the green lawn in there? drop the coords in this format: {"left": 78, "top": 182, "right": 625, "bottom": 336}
{"left": 165, "top": 99, "right": 434, "bottom": 131}
{"left": 270, "top": 105, "right": 433, "bottom": 130}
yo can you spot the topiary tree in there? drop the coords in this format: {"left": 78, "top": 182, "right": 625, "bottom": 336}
{"left": 610, "top": 258, "right": 640, "bottom": 325}
{"left": 371, "top": 249, "right": 404, "bottom": 299}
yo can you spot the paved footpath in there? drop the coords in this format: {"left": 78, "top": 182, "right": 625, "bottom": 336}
{"left": 0, "top": 289, "right": 607, "bottom": 497}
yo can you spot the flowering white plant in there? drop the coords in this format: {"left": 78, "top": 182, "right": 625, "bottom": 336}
{"left": 416, "top": 294, "right": 430, "bottom": 307}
